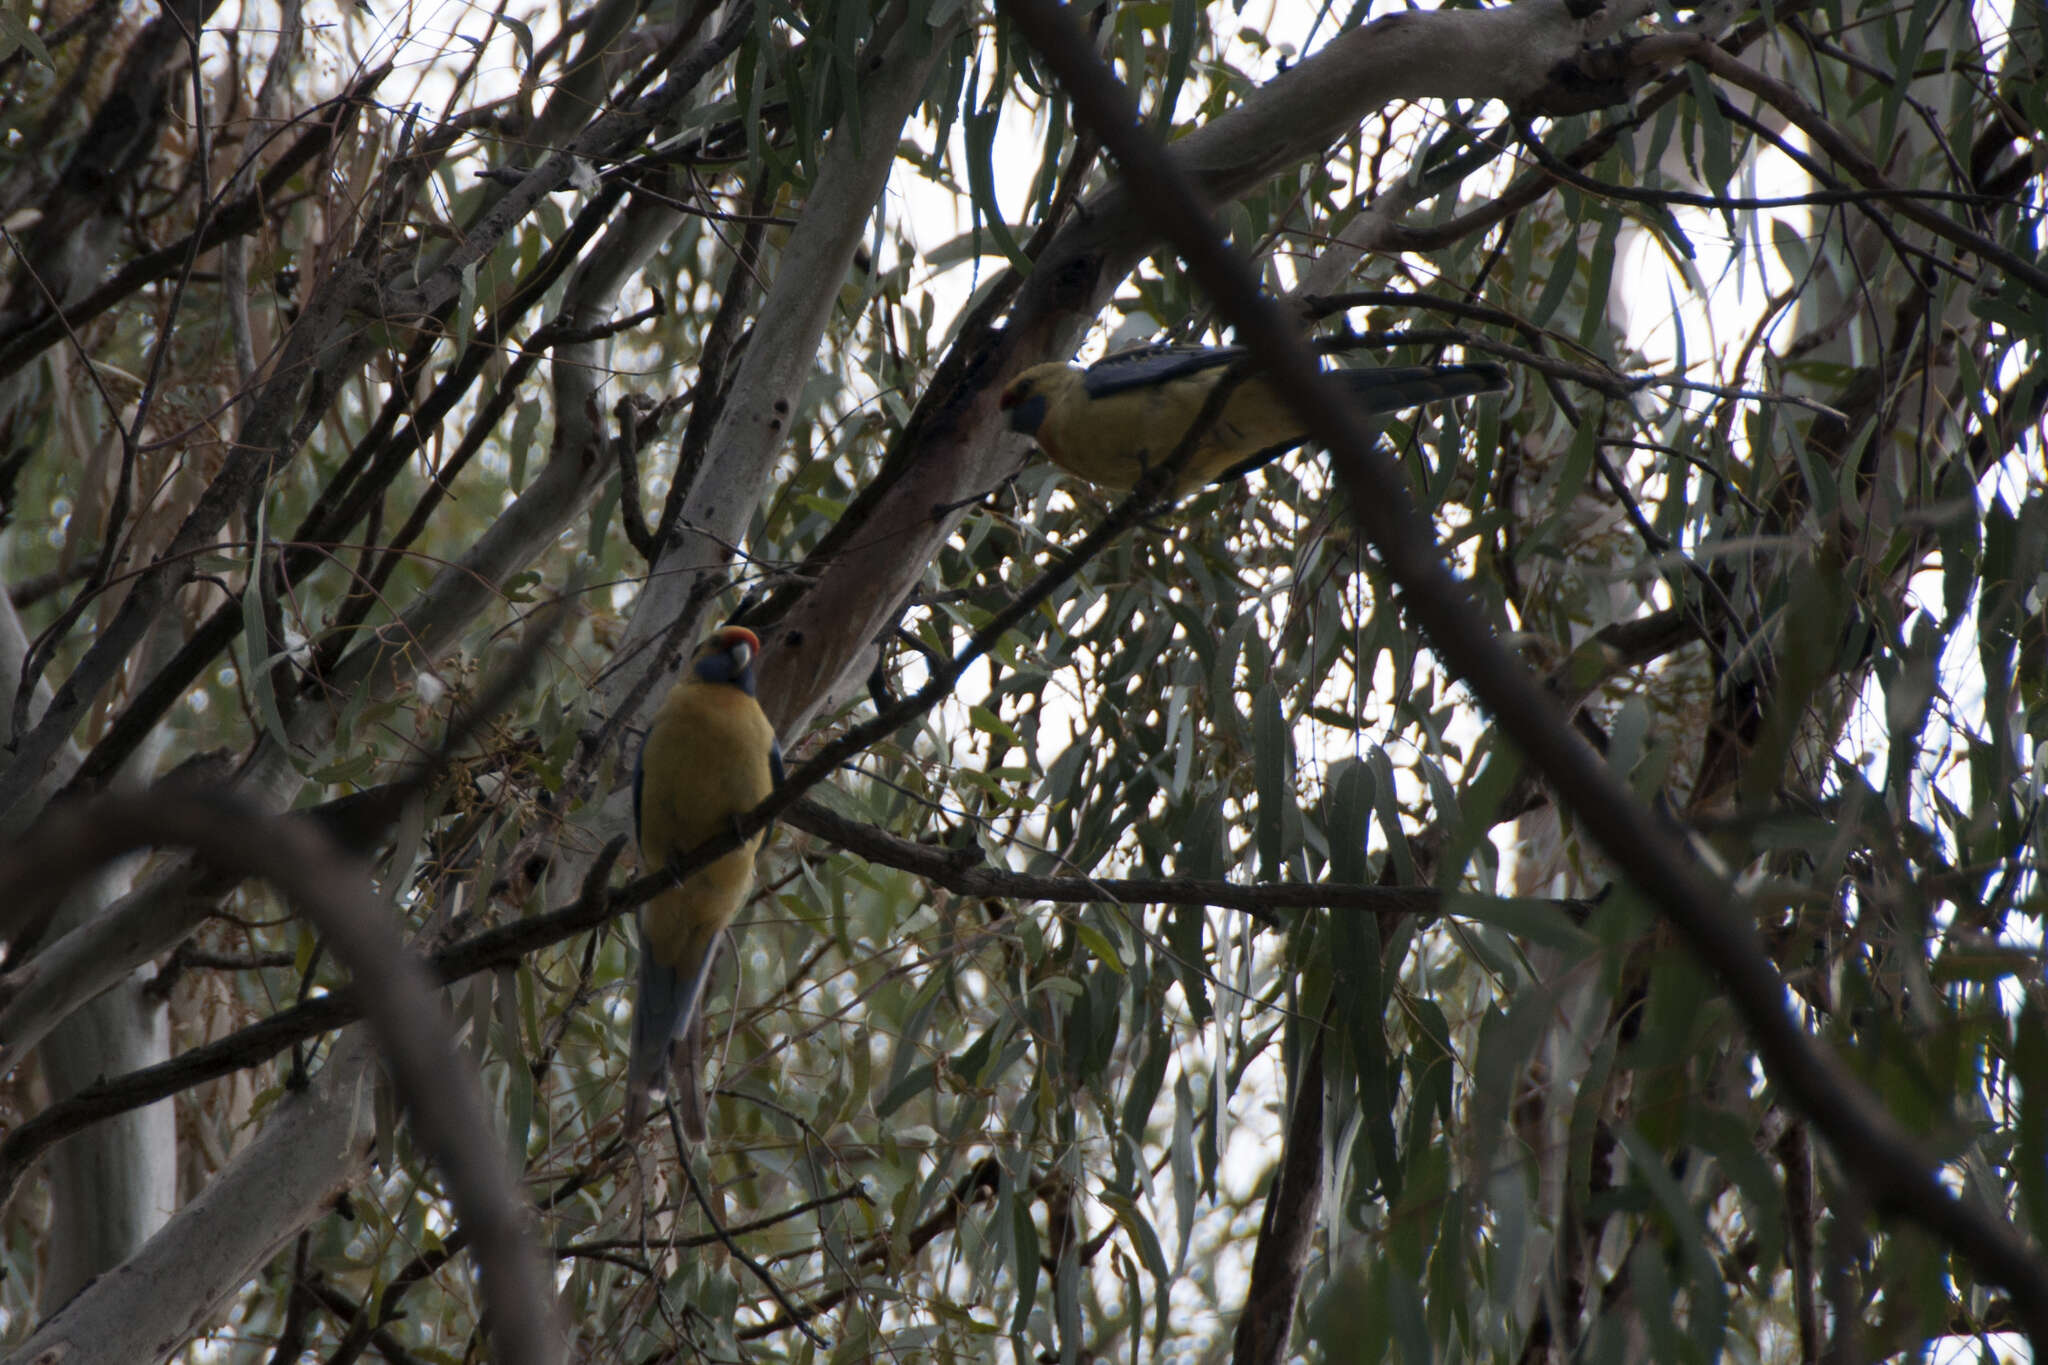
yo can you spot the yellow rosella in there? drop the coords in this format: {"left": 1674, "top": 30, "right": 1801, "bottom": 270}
{"left": 1000, "top": 344, "right": 1508, "bottom": 494}
{"left": 627, "top": 625, "right": 783, "bottom": 1138}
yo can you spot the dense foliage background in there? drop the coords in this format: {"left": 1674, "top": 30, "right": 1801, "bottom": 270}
{"left": 0, "top": 0, "right": 2041, "bottom": 1359}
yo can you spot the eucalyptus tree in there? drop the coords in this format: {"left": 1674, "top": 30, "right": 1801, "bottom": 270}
{"left": 0, "top": 0, "right": 2041, "bottom": 1359}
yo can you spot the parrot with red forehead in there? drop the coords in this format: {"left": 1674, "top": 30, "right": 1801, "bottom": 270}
{"left": 626, "top": 624, "right": 784, "bottom": 1139}
{"left": 999, "top": 344, "right": 1509, "bottom": 495}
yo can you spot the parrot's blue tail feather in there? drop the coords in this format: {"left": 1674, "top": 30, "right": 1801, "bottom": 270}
{"left": 624, "top": 925, "right": 719, "bottom": 1135}
{"left": 1340, "top": 363, "right": 1510, "bottom": 414}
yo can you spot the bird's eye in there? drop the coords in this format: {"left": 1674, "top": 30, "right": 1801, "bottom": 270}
{"left": 998, "top": 383, "right": 1025, "bottom": 410}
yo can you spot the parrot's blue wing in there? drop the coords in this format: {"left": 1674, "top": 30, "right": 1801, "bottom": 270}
{"left": 1079, "top": 344, "right": 1247, "bottom": 398}
{"left": 755, "top": 738, "right": 788, "bottom": 840}
{"left": 631, "top": 736, "right": 646, "bottom": 836}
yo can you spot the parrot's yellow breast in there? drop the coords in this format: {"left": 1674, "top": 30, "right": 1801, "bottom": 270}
{"left": 637, "top": 680, "right": 778, "bottom": 967}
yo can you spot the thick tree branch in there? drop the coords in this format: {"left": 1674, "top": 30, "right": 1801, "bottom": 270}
{"left": 596, "top": 3, "right": 966, "bottom": 748}
{"left": 0, "top": 1032, "right": 381, "bottom": 1365}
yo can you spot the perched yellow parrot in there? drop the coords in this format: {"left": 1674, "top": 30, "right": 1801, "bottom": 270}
{"left": 999, "top": 344, "right": 1509, "bottom": 494}
{"left": 626, "top": 624, "right": 784, "bottom": 1138}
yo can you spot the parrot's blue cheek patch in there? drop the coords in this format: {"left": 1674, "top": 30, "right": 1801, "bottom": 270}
{"left": 1007, "top": 394, "right": 1048, "bottom": 434}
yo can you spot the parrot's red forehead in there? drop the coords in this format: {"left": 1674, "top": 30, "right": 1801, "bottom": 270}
{"left": 712, "top": 625, "right": 761, "bottom": 653}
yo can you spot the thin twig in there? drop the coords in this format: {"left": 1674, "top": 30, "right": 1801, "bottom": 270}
{"left": 663, "top": 1103, "right": 829, "bottom": 1348}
